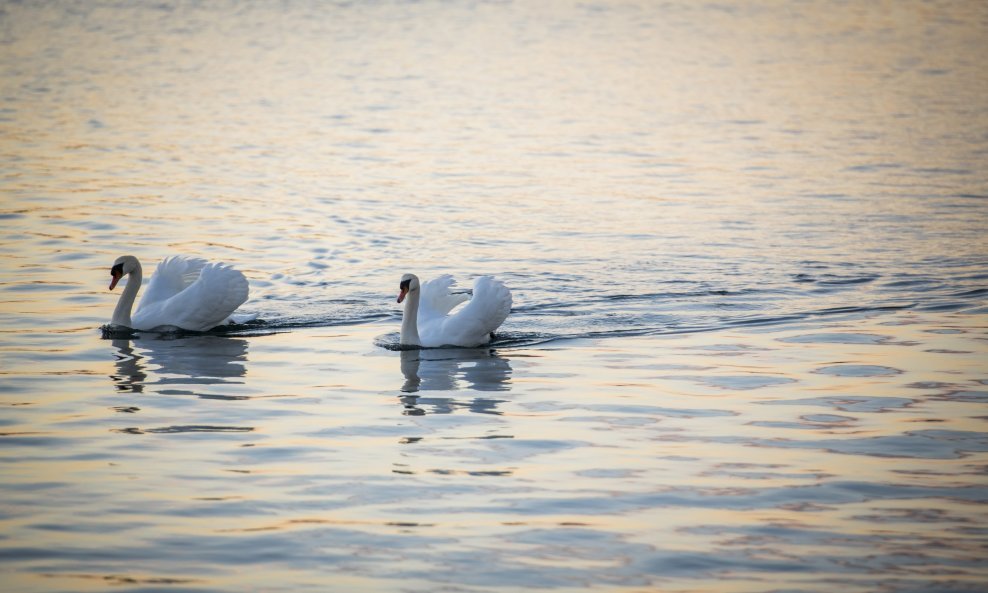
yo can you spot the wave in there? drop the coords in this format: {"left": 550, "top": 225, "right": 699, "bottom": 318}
{"left": 369, "top": 301, "right": 930, "bottom": 351}
{"left": 98, "top": 265, "right": 987, "bottom": 347}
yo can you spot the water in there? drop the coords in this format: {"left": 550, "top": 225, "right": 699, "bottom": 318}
{"left": 2, "top": 1, "right": 987, "bottom": 591}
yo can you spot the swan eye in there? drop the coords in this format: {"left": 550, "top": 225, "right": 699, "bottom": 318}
{"left": 110, "top": 263, "right": 124, "bottom": 277}
{"left": 399, "top": 279, "right": 411, "bottom": 291}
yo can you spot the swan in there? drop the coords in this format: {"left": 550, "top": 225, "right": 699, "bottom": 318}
{"left": 107, "top": 255, "right": 249, "bottom": 331}
{"left": 397, "top": 273, "right": 512, "bottom": 347}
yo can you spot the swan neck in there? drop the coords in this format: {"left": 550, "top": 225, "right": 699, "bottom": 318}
{"left": 111, "top": 262, "right": 142, "bottom": 328}
{"left": 400, "top": 289, "right": 421, "bottom": 346}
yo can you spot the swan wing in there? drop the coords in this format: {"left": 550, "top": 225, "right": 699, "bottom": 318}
{"left": 425, "top": 276, "right": 512, "bottom": 347}
{"left": 419, "top": 274, "right": 469, "bottom": 321}
{"left": 138, "top": 256, "right": 208, "bottom": 309}
{"left": 132, "top": 262, "right": 248, "bottom": 331}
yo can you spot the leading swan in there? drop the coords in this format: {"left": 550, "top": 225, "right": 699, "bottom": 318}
{"left": 107, "top": 255, "right": 249, "bottom": 332}
{"left": 397, "top": 273, "right": 512, "bottom": 348}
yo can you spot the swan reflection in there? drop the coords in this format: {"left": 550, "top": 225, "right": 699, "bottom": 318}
{"left": 110, "top": 335, "right": 248, "bottom": 392}
{"left": 398, "top": 348, "right": 512, "bottom": 416}
{"left": 111, "top": 339, "right": 147, "bottom": 392}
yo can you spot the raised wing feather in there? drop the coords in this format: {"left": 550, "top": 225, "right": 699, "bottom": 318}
{"left": 138, "top": 256, "right": 208, "bottom": 309}
{"left": 419, "top": 274, "right": 469, "bottom": 321}
{"left": 456, "top": 276, "right": 512, "bottom": 333}
{"left": 133, "top": 262, "right": 248, "bottom": 331}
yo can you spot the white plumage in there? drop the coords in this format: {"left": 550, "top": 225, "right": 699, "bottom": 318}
{"left": 107, "top": 255, "right": 249, "bottom": 332}
{"left": 397, "top": 273, "right": 512, "bottom": 348}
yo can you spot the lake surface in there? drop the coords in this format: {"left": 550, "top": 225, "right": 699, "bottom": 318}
{"left": 2, "top": 1, "right": 987, "bottom": 592}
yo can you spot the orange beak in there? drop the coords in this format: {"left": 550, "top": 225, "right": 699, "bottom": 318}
{"left": 109, "top": 271, "right": 122, "bottom": 291}
{"left": 397, "top": 287, "right": 408, "bottom": 304}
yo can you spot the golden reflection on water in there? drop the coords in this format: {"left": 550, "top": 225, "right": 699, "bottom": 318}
{"left": 0, "top": 311, "right": 986, "bottom": 590}
{"left": 2, "top": 1, "right": 988, "bottom": 591}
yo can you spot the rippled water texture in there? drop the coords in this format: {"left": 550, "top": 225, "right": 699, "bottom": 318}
{"left": 2, "top": 1, "right": 987, "bottom": 592}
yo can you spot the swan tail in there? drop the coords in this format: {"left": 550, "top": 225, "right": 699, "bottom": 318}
{"left": 226, "top": 311, "right": 259, "bottom": 325}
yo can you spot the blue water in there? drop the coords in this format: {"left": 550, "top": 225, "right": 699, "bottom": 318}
{"left": 1, "top": 1, "right": 987, "bottom": 592}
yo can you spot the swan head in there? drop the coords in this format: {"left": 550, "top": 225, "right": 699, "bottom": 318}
{"left": 109, "top": 255, "right": 139, "bottom": 290}
{"left": 397, "top": 273, "right": 420, "bottom": 304}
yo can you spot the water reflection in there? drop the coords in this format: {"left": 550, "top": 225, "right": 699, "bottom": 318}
{"left": 399, "top": 348, "right": 512, "bottom": 392}
{"left": 110, "top": 336, "right": 249, "bottom": 392}
{"left": 398, "top": 348, "right": 512, "bottom": 416}
{"left": 110, "top": 339, "right": 147, "bottom": 393}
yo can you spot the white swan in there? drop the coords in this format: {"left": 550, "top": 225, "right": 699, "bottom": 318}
{"left": 397, "top": 273, "right": 512, "bottom": 347}
{"left": 107, "top": 255, "right": 249, "bottom": 331}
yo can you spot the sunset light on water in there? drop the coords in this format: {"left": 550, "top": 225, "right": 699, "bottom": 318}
{"left": 2, "top": 2, "right": 987, "bottom": 591}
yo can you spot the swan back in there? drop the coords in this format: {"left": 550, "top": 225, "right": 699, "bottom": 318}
{"left": 133, "top": 261, "right": 248, "bottom": 331}
{"left": 417, "top": 275, "right": 512, "bottom": 347}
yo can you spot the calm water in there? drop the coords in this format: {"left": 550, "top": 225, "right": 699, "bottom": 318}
{"left": 2, "top": 1, "right": 988, "bottom": 592}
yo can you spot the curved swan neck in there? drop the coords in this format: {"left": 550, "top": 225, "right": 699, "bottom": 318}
{"left": 111, "top": 260, "right": 142, "bottom": 328}
{"left": 400, "top": 288, "right": 422, "bottom": 346}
